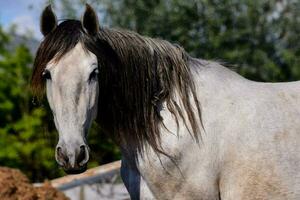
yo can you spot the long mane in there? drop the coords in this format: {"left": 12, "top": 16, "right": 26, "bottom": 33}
{"left": 31, "top": 20, "right": 202, "bottom": 158}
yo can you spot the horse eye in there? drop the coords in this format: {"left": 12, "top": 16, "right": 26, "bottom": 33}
{"left": 42, "top": 70, "right": 51, "bottom": 80}
{"left": 89, "top": 68, "right": 99, "bottom": 82}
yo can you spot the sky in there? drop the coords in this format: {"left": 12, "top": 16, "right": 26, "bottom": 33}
{"left": 0, "top": 0, "right": 104, "bottom": 40}
{"left": 0, "top": 0, "right": 48, "bottom": 39}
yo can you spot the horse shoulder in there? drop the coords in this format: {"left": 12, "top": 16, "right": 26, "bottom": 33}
{"left": 134, "top": 110, "right": 221, "bottom": 199}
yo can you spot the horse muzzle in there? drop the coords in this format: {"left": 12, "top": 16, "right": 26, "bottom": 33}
{"left": 55, "top": 143, "right": 90, "bottom": 174}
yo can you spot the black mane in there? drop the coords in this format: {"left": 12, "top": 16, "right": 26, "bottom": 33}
{"left": 31, "top": 20, "right": 202, "bottom": 158}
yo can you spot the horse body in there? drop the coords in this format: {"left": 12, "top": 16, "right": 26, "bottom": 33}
{"left": 122, "top": 60, "right": 300, "bottom": 199}
{"left": 32, "top": 5, "right": 300, "bottom": 199}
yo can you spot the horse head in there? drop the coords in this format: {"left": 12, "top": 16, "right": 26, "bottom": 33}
{"left": 34, "top": 4, "right": 100, "bottom": 174}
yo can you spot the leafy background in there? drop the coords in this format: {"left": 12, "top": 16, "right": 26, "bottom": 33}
{"left": 0, "top": 0, "right": 300, "bottom": 182}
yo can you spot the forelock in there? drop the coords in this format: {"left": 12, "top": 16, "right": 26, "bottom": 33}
{"left": 31, "top": 20, "right": 90, "bottom": 96}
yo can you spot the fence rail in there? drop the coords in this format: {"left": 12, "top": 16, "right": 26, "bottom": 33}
{"left": 51, "top": 160, "right": 121, "bottom": 190}
{"left": 40, "top": 160, "right": 129, "bottom": 200}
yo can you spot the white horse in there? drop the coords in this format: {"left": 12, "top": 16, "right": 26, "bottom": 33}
{"left": 31, "top": 4, "right": 300, "bottom": 199}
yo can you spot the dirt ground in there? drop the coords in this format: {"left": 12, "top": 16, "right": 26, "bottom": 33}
{"left": 0, "top": 167, "right": 68, "bottom": 200}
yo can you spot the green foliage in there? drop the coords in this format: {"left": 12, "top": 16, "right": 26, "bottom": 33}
{"left": 0, "top": 28, "right": 62, "bottom": 181}
{"left": 56, "top": 0, "right": 300, "bottom": 81}
{"left": 110, "top": 0, "right": 300, "bottom": 82}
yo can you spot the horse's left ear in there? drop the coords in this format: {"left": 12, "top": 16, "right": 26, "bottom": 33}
{"left": 82, "top": 4, "right": 100, "bottom": 35}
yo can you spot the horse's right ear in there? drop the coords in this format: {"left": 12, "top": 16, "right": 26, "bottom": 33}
{"left": 40, "top": 5, "right": 57, "bottom": 36}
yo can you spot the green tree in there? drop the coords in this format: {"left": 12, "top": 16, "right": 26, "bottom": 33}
{"left": 0, "top": 26, "right": 63, "bottom": 181}
{"left": 54, "top": 0, "right": 300, "bottom": 82}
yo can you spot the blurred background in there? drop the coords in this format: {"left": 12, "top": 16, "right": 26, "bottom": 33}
{"left": 0, "top": 0, "right": 300, "bottom": 183}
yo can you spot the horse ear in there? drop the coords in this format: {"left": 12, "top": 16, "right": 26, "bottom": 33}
{"left": 82, "top": 4, "right": 100, "bottom": 35}
{"left": 40, "top": 5, "right": 57, "bottom": 36}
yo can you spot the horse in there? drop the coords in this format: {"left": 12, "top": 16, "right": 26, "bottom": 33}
{"left": 31, "top": 4, "right": 300, "bottom": 200}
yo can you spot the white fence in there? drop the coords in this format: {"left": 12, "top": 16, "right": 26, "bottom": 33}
{"left": 50, "top": 161, "right": 129, "bottom": 200}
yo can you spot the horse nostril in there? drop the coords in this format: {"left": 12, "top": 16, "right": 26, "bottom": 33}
{"left": 56, "top": 146, "right": 69, "bottom": 166}
{"left": 77, "top": 145, "right": 89, "bottom": 166}
{"left": 78, "top": 146, "right": 85, "bottom": 162}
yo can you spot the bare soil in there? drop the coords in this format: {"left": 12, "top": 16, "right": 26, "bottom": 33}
{"left": 0, "top": 167, "right": 68, "bottom": 200}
